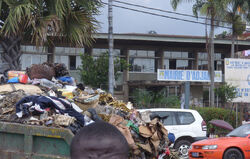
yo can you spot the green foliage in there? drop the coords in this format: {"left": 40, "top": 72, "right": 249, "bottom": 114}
{"left": 194, "top": 107, "right": 240, "bottom": 135}
{"left": 224, "top": 0, "right": 248, "bottom": 37}
{"left": 80, "top": 52, "right": 129, "bottom": 89}
{"left": 230, "top": 15, "right": 246, "bottom": 36}
{"left": 153, "top": 88, "right": 168, "bottom": 104}
{"left": 132, "top": 88, "right": 180, "bottom": 108}
{"left": 132, "top": 88, "right": 153, "bottom": 106}
{"left": 163, "top": 95, "right": 181, "bottom": 108}
{"left": 0, "top": 0, "right": 101, "bottom": 47}
{"left": 215, "top": 31, "right": 231, "bottom": 39}
{"left": 215, "top": 83, "right": 237, "bottom": 104}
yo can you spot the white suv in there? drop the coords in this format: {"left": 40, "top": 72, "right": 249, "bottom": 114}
{"left": 139, "top": 108, "right": 207, "bottom": 158}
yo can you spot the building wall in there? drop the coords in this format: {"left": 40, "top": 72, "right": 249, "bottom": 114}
{"left": 2, "top": 33, "right": 245, "bottom": 105}
{"left": 190, "top": 85, "right": 204, "bottom": 107}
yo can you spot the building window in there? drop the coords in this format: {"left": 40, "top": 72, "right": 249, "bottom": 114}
{"left": 163, "top": 51, "right": 192, "bottom": 70}
{"left": 69, "top": 56, "right": 76, "bottom": 70}
{"left": 198, "top": 60, "right": 208, "bottom": 70}
{"left": 215, "top": 61, "right": 222, "bottom": 70}
{"left": 177, "top": 60, "right": 188, "bottom": 69}
{"left": 92, "top": 48, "right": 120, "bottom": 57}
{"left": 129, "top": 50, "right": 155, "bottom": 73}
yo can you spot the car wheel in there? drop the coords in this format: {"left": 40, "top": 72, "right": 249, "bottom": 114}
{"left": 174, "top": 139, "right": 191, "bottom": 158}
{"left": 223, "top": 148, "right": 243, "bottom": 159}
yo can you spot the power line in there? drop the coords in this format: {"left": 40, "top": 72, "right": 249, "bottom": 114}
{"left": 101, "top": 1, "right": 233, "bottom": 30}
{"left": 113, "top": 0, "right": 247, "bottom": 27}
{"left": 114, "top": 0, "right": 209, "bottom": 20}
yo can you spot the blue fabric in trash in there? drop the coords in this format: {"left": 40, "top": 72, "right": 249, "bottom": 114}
{"left": 7, "top": 77, "right": 19, "bottom": 83}
{"left": 168, "top": 133, "right": 175, "bottom": 143}
{"left": 57, "top": 76, "right": 73, "bottom": 84}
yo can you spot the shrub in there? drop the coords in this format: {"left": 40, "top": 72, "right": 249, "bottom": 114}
{"left": 194, "top": 107, "right": 240, "bottom": 135}
{"left": 132, "top": 88, "right": 180, "bottom": 108}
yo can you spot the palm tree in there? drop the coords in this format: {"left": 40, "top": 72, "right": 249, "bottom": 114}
{"left": 225, "top": 0, "right": 248, "bottom": 58}
{"left": 0, "top": 0, "right": 100, "bottom": 70}
{"left": 171, "top": 0, "right": 229, "bottom": 107}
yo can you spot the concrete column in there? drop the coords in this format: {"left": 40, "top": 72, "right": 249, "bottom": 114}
{"left": 121, "top": 48, "right": 129, "bottom": 102}
{"left": 155, "top": 49, "right": 164, "bottom": 72}
{"left": 47, "top": 44, "right": 55, "bottom": 64}
{"left": 185, "top": 82, "right": 190, "bottom": 109}
{"left": 194, "top": 51, "right": 199, "bottom": 70}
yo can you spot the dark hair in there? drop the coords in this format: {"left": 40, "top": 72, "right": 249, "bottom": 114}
{"left": 70, "top": 121, "right": 129, "bottom": 159}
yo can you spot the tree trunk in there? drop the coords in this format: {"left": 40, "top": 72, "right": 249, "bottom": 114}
{"left": 209, "top": 13, "right": 215, "bottom": 107}
{"left": 231, "top": 33, "right": 235, "bottom": 58}
{"left": 0, "top": 36, "right": 22, "bottom": 70}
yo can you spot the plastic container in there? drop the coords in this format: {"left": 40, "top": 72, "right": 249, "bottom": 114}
{"left": 8, "top": 71, "right": 25, "bottom": 80}
{"left": 19, "top": 74, "right": 28, "bottom": 84}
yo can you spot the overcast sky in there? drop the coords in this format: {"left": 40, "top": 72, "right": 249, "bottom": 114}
{"left": 96, "top": 0, "right": 228, "bottom": 36}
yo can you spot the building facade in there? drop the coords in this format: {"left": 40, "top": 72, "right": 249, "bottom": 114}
{"left": 1, "top": 33, "right": 250, "bottom": 106}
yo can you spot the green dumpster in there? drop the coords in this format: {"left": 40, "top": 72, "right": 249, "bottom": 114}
{"left": 0, "top": 121, "right": 74, "bottom": 159}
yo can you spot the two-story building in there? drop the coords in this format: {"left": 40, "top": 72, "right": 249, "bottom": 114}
{"left": 1, "top": 33, "right": 250, "bottom": 106}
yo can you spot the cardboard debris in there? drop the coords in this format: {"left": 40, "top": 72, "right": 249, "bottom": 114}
{"left": 159, "top": 122, "right": 168, "bottom": 136}
{"left": 0, "top": 84, "right": 43, "bottom": 95}
{"left": 109, "top": 114, "right": 136, "bottom": 147}
{"left": 1, "top": 108, "right": 14, "bottom": 114}
{"left": 137, "top": 143, "right": 152, "bottom": 153}
{"left": 139, "top": 126, "right": 153, "bottom": 138}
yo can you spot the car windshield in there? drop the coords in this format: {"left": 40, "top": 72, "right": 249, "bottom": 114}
{"left": 226, "top": 124, "right": 250, "bottom": 137}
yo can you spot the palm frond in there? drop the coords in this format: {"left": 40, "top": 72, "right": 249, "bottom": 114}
{"left": 1, "top": 1, "right": 35, "bottom": 37}
{"left": 0, "top": 0, "right": 104, "bottom": 47}
{"left": 170, "top": 0, "right": 194, "bottom": 10}
{"left": 192, "top": 0, "right": 206, "bottom": 17}
{"left": 62, "top": 10, "right": 98, "bottom": 47}
{"left": 31, "top": 15, "right": 61, "bottom": 45}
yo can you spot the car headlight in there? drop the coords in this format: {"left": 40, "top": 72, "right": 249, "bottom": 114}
{"left": 202, "top": 145, "right": 218, "bottom": 150}
{"left": 189, "top": 145, "right": 192, "bottom": 149}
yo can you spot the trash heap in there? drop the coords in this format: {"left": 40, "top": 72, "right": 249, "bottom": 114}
{"left": 0, "top": 63, "right": 179, "bottom": 159}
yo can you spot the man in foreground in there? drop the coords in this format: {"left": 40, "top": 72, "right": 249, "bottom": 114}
{"left": 71, "top": 121, "right": 129, "bottom": 159}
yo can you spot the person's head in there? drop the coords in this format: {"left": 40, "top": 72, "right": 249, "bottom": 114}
{"left": 70, "top": 121, "right": 129, "bottom": 159}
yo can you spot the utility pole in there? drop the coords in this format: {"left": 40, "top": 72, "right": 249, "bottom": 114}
{"left": 108, "top": 0, "right": 114, "bottom": 95}
{"left": 209, "top": 10, "right": 215, "bottom": 107}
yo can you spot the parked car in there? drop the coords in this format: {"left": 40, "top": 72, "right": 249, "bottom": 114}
{"left": 138, "top": 108, "right": 207, "bottom": 158}
{"left": 188, "top": 123, "right": 250, "bottom": 159}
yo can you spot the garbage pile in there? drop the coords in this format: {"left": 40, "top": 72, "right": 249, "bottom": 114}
{"left": 0, "top": 63, "right": 179, "bottom": 159}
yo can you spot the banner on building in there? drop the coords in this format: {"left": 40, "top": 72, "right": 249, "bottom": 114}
{"left": 225, "top": 58, "right": 250, "bottom": 103}
{"left": 157, "top": 69, "right": 222, "bottom": 82}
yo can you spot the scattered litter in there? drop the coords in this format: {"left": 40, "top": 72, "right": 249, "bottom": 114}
{"left": 0, "top": 63, "right": 178, "bottom": 159}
